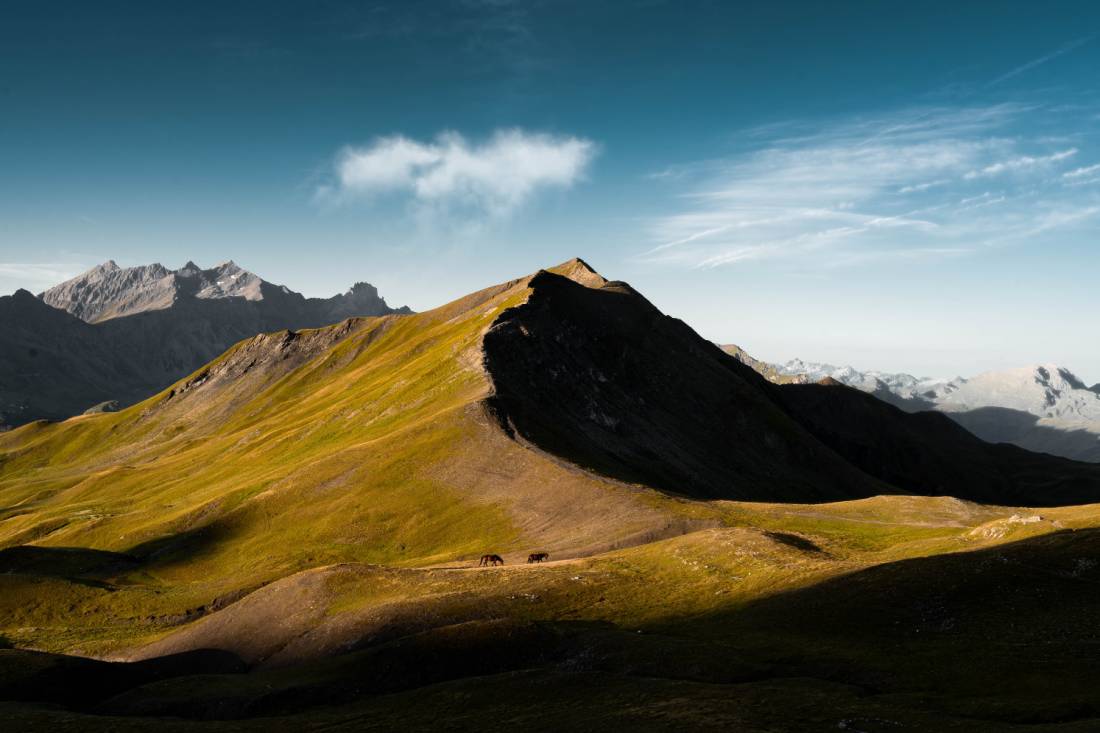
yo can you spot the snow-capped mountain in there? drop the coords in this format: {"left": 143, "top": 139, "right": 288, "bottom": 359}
{"left": 934, "top": 365, "right": 1100, "bottom": 422}
{"left": 772, "top": 357, "right": 952, "bottom": 403}
{"left": 724, "top": 345, "right": 1100, "bottom": 463}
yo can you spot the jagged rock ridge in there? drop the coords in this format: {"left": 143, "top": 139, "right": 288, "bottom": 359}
{"left": 41, "top": 260, "right": 409, "bottom": 324}
{"left": 1, "top": 261, "right": 411, "bottom": 427}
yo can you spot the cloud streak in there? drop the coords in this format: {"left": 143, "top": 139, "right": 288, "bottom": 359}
{"left": 964, "top": 148, "right": 1077, "bottom": 179}
{"left": 1065, "top": 163, "right": 1100, "bottom": 179}
{"left": 645, "top": 105, "right": 1096, "bottom": 269}
{"left": 319, "top": 129, "right": 596, "bottom": 220}
{"left": 987, "top": 36, "right": 1095, "bottom": 87}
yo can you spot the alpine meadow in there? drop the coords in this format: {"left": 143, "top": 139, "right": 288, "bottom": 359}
{"left": 3, "top": 2, "right": 1100, "bottom": 731}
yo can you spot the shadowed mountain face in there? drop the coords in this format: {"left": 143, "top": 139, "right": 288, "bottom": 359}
{"left": 947, "top": 406, "right": 1100, "bottom": 463}
{"left": 771, "top": 381, "right": 1100, "bottom": 506}
{"left": 483, "top": 269, "right": 884, "bottom": 502}
{"left": 0, "top": 262, "right": 410, "bottom": 428}
{"left": 483, "top": 267, "right": 1100, "bottom": 505}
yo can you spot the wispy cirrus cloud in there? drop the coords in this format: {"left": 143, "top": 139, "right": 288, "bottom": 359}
{"left": 963, "top": 148, "right": 1077, "bottom": 179}
{"left": 317, "top": 129, "right": 596, "bottom": 221}
{"left": 898, "top": 179, "right": 949, "bottom": 194}
{"left": 1065, "top": 163, "right": 1100, "bottom": 179}
{"left": 987, "top": 36, "right": 1095, "bottom": 87}
{"left": 644, "top": 104, "right": 1098, "bottom": 269}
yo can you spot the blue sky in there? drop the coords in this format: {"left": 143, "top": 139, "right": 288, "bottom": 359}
{"left": 2, "top": 1, "right": 1099, "bottom": 380}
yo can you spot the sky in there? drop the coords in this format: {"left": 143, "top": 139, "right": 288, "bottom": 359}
{"left": 2, "top": 1, "right": 1099, "bottom": 381}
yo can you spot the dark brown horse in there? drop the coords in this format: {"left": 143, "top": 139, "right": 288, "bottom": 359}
{"left": 527, "top": 552, "right": 549, "bottom": 564}
{"left": 478, "top": 554, "right": 504, "bottom": 567}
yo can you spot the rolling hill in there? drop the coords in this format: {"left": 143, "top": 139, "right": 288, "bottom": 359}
{"left": 4, "top": 259, "right": 1100, "bottom": 729}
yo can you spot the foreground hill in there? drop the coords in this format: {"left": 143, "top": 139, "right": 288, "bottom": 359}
{"left": 4, "top": 259, "right": 1100, "bottom": 729}
{"left": 725, "top": 345, "right": 1100, "bottom": 462}
{"left": 0, "top": 261, "right": 409, "bottom": 427}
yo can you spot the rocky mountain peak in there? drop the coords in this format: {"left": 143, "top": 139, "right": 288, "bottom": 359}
{"left": 548, "top": 257, "right": 608, "bottom": 289}
{"left": 347, "top": 282, "right": 380, "bottom": 297}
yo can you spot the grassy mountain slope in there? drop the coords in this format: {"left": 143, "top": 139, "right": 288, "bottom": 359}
{"left": 0, "top": 261, "right": 706, "bottom": 655}
{"left": 5, "top": 259, "right": 1100, "bottom": 729}
{"left": 5, "top": 497, "right": 1100, "bottom": 729}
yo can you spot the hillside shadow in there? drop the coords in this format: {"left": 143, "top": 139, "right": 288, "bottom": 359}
{"left": 687, "top": 526, "right": 1100, "bottom": 725}
{"left": 0, "top": 546, "right": 137, "bottom": 589}
{"left": 761, "top": 531, "right": 824, "bottom": 554}
{"left": 4, "top": 529, "right": 1100, "bottom": 726}
{"left": 0, "top": 521, "right": 232, "bottom": 586}
{"left": 125, "top": 521, "right": 233, "bottom": 566}
{"left": 0, "top": 648, "right": 246, "bottom": 711}
{"left": 773, "top": 381, "right": 1100, "bottom": 506}
{"left": 946, "top": 406, "right": 1100, "bottom": 463}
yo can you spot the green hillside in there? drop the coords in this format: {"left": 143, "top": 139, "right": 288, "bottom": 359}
{"left": 0, "top": 261, "right": 708, "bottom": 654}
{"left": 3, "top": 260, "right": 1100, "bottom": 730}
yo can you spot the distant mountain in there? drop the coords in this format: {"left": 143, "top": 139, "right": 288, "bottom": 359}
{"left": 723, "top": 345, "right": 1100, "bottom": 462}
{"left": 0, "top": 261, "right": 410, "bottom": 428}
{"left": 40, "top": 260, "right": 406, "bottom": 324}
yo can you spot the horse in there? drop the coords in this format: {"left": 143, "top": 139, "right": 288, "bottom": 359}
{"left": 478, "top": 554, "right": 504, "bottom": 567}
{"left": 527, "top": 552, "right": 549, "bottom": 564}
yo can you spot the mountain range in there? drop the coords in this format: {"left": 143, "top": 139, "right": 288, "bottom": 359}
{"left": 724, "top": 346, "right": 1100, "bottom": 463}
{"left": 4, "top": 259, "right": 1100, "bottom": 728}
{"left": 0, "top": 260, "right": 409, "bottom": 428}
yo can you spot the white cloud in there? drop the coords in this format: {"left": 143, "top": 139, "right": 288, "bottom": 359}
{"left": 1064, "top": 163, "right": 1100, "bottom": 179}
{"left": 899, "top": 179, "right": 949, "bottom": 194}
{"left": 963, "top": 148, "right": 1077, "bottom": 179}
{"left": 1016, "top": 205, "right": 1100, "bottom": 238}
{"left": 320, "top": 129, "right": 596, "bottom": 219}
{"left": 644, "top": 105, "right": 1099, "bottom": 269}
